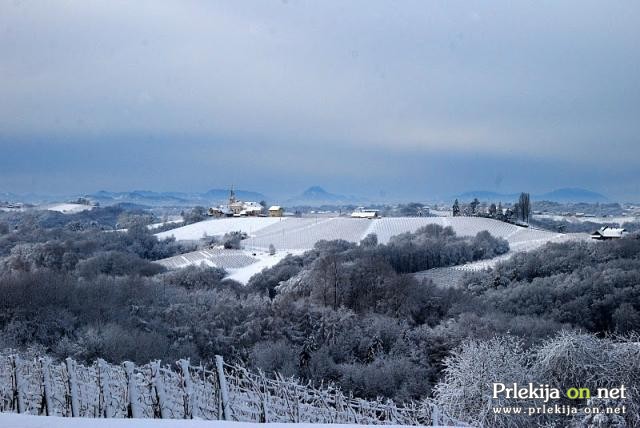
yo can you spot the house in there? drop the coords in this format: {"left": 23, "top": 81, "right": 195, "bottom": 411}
{"left": 268, "top": 206, "right": 284, "bottom": 217}
{"left": 351, "top": 207, "right": 379, "bottom": 219}
{"left": 219, "top": 187, "right": 264, "bottom": 217}
{"left": 591, "top": 226, "right": 627, "bottom": 240}
{"left": 208, "top": 207, "right": 225, "bottom": 217}
{"left": 239, "top": 202, "right": 264, "bottom": 217}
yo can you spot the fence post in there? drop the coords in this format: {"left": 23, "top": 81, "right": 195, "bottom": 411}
{"left": 65, "top": 358, "right": 80, "bottom": 417}
{"left": 150, "top": 361, "right": 169, "bottom": 419}
{"left": 40, "top": 357, "right": 55, "bottom": 416}
{"left": 123, "top": 361, "right": 142, "bottom": 418}
{"left": 254, "top": 371, "right": 269, "bottom": 423}
{"left": 178, "top": 359, "right": 197, "bottom": 419}
{"left": 260, "top": 388, "right": 269, "bottom": 424}
{"left": 431, "top": 402, "right": 440, "bottom": 426}
{"left": 10, "top": 356, "right": 25, "bottom": 414}
{"left": 215, "top": 355, "right": 231, "bottom": 421}
{"left": 97, "top": 359, "right": 113, "bottom": 418}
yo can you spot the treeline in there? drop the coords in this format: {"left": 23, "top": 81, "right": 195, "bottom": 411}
{"left": 461, "top": 238, "right": 640, "bottom": 334}
{"left": 0, "top": 209, "right": 192, "bottom": 270}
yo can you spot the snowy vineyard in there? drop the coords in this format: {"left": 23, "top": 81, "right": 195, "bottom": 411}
{"left": 0, "top": 354, "right": 456, "bottom": 426}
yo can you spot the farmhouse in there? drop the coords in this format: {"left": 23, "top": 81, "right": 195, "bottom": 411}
{"left": 351, "top": 207, "right": 379, "bottom": 219}
{"left": 208, "top": 207, "right": 226, "bottom": 217}
{"left": 269, "top": 206, "right": 284, "bottom": 217}
{"left": 590, "top": 226, "right": 627, "bottom": 240}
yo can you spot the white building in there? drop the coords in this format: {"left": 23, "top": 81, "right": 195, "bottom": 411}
{"left": 351, "top": 207, "right": 380, "bottom": 219}
{"left": 590, "top": 226, "right": 627, "bottom": 240}
{"left": 268, "top": 206, "right": 284, "bottom": 217}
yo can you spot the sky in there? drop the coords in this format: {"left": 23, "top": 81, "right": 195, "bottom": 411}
{"left": 1, "top": 0, "right": 639, "bottom": 201}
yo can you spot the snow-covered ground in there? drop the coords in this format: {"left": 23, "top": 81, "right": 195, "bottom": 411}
{"left": 155, "top": 216, "right": 588, "bottom": 285}
{"left": 225, "top": 250, "right": 304, "bottom": 283}
{"left": 534, "top": 214, "right": 639, "bottom": 225}
{"left": 147, "top": 219, "right": 184, "bottom": 230}
{"left": 156, "top": 248, "right": 258, "bottom": 270}
{"left": 157, "top": 216, "right": 567, "bottom": 251}
{"left": 415, "top": 232, "right": 590, "bottom": 287}
{"left": 155, "top": 248, "right": 303, "bottom": 284}
{"left": 0, "top": 414, "right": 438, "bottom": 428}
{"left": 42, "top": 203, "right": 94, "bottom": 214}
{"left": 247, "top": 216, "right": 564, "bottom": 251}
{"left": 156, "top": 217, "right": 286, "bottom": 241}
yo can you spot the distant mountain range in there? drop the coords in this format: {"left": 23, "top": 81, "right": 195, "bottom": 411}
{"left": 89, "top": 186, "right": 365, "bottom": 208}
{"left": 2, "top": 186, "right": 610, "bottom": 208}
{"left": 456, "top": 191, "right": 520, "bottom": 201}
{"left": 88, "top": 189, "right": 267, "bottom": 207}
{"left": 538, "top": 188, "right": 608, "bottom": 203}
{"left": 287, "top": 186, "right": 366, "bottom": 206}
{"left": 456, "top": 188, "right": 608, "bottom": 203}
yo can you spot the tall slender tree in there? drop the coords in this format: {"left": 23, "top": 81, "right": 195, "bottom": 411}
{"left": 518, "top": 192, "right": 531, "bottom": 223}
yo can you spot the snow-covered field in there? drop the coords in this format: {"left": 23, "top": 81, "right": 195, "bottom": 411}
{"left": 0, "top": 414, "right": 437, "bottom": 428}
{"left": 534, "top": 214, "right": 639, "bottom": 225}
{"left": 246, "top": 216, "right": 565, "bottom": 251}
{"left": 147, "top": 219, "right": 184, "bottom": 230}
{"left": 43, "top": 203, "right": 94, "bottom": 214}
{"left": 156, "top": 217, "right": 286, "bottom": 241}
{"left": 225, "top": 250, "right": 304, "bottom": 283}
{"left": 155, "top": 248, "right": 302, "bottom": 284}
{"left": 247, "top": 217, "right": 373, "bottom": 250}
{"left": 156, "top": 248, "right": 258, "bottom": 270}
{"left": 415, "top": 232, "right": 589, "bottom": 287}
{"left": 155, "top": 216, "right": 585, "bottom": 284}
{"left": 158, "top": 216, "right": 566, "bottom": 250}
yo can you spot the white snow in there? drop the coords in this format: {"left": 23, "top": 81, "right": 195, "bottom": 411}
{"left": 156, "top": 248, "right": 302, "bottom": 284}
{"left": 534, "top": 214, "right": 639, "bottom": 225}
{"left": 147, "top": 219, "right": 184, "bottom": 230}
{"left": 44, "top": 203, "right": 94, "bottom": 214}
{"left": 156, "top": 248, "right": 258, "bottom": 270}
{"left": 156, "top": 216, "right": 588, "bottom": 285}
{"left": 225, "top": 250, "right": 303, "bottom": 284}
{"left": 156, "top": 217, "right": 287, "bottom": 241}
{"left": 414, "top": 232, "right": 590, "bottom": 287}
{"left": 0, "top": 413, "right": 440, "bottom": 428}
{"left": 248, "top": 216, "right": 568, "bottom": 251}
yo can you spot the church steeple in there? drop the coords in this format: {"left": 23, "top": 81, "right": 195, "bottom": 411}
{"left": 229, "top": 185, "right": 237, "bottom": 204}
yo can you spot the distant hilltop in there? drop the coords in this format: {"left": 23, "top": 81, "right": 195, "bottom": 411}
{"left": 287, "top": 186, "right": 366, "bottom": 206}
{"left": 537, "top": 188, "right": 608, "bottom": 203}
{"left": 456, "top": 188, "right": 608, "bottom": 203}
{"left": 88, "top": 189, "right": 267, "bottom": 207}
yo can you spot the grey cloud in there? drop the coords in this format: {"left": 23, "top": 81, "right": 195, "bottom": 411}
{"left": 0, "top": 1, "right": 638, "bottom": 199}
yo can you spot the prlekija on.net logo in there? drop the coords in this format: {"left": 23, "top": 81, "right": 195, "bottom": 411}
{"left": 491, "top": 383, "right": 629, "bottom": 416}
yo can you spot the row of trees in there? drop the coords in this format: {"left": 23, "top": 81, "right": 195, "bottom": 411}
{"left": 452, "top": 192, "right": 531, "bottom": 223}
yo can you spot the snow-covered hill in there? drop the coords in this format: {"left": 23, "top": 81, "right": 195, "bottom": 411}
{"left": 43, "top": 203, "right": 94, "bottom": 214}
{"left": 154, "top": 216, "right": 586, "bottom": 284}
{"left": 155, "top": 217, "right": 286, "bottom": 241}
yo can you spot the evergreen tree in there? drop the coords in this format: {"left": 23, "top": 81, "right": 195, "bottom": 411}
{"left": 452, "top": 199, "right": 460, "bottom": 217}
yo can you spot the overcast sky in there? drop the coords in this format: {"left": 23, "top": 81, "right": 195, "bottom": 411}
{"left": 1, "top": 1, "right": 639, "bottom": 201}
